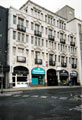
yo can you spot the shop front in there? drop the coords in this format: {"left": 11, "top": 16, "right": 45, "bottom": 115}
{"left": 12, "top": 66, "right": 29, "bottom": 88}
{"left": 70, "top": 71, "right": 78, "bottom": 85}
{"left": 47, "top": 69, "right": 58, "bottom": 86}
{"left": 59, "top": 70, "right": 69, "bottom": 85}
{"left": 32, "top": 67, "right": 45, "bottom": 86}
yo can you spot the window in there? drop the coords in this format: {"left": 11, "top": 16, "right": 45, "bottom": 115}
{"left": 13, "top": 31, "right": 16, "bottom": 40}
{"left": 35, "top": 37, "right": 37, "bottom": 46}
{"left": 41, "top": 26, "right": 44, "bottom": 33}
{"left": 25, "top": 7, "right": 28, "bottom": 12}
{"left": 45, "top": 15, "right": 47, "bottom": 22}
{"left": 31, "top": 36, "right": 34, "bottom": 44}
{"left": 38, "top": 38, "right": 40, "bottom": 46}
{"left": 54, "top": 31, "right": 56, "bottom": 36}
{"left": 58, "top": 55, "right": 60, "bottom": 62}
{"left": 53, "top": 19, "right": 55, "bottom": 25}
{"left": 48, "top": 17, "right": 50, "bottom": 24}
{"left": 31, "top": 8, "right": 33, "bottom": 15}
{"left": 66, "top": 57, "right": 68, "bottom": 63}
{"left": 49, "top": 54, "right": 53, "bottom": 61}
{"left": 35, "top": 24, "right": 39, "bottom": 31}
{"left": 42, "top": 39, "right": 44, "bottom": 46}
{"left": 49, "top": 29, "right": 52, "bottom": 35}
{"left": 22, "top": 34, "right": 24, "bottom": 42}
{"left": 55, "top": 55, "right": 57, "bottom": 62}
{"left": 45, "top": 28, "right": 47, "bottom": 35}
{"left": 46, "top": 40, "right": 48, "bottom": 47}
{"left": 18, "top": 32, "right": 21, "bottom": 41}
{"left": 31, "top": 22, "right": 33, "bottom": 30}
{"left": 26, "top": 20, "right": 29, "bottom": 28}
{"left": 13, "top": 15, "right": 16, "bottom": 24}
{"left": 35, "top": 51, "right": 40, "bottom": 59}
{"left": 61, "top": 56, "right": 64, "bottom": 63}
{"left": 60, "top": 33, "right": 63, "bottom": 39}
{"left": 41, "top": 13, "right": 43, "bottom": 20}
{"left": 26, "top": 35, "right": 29, "bottom": 43}
{"left": 64, "top": 23, "right": 66, "bottom": 30}
{"left": 38, "top": 11, "right": 40, "bottom": 19}
{"left": 18, "top": 18, "right": 24, "bottom": 26}
{"left": 57, "top": 32, "right": 59, "bottom": 38}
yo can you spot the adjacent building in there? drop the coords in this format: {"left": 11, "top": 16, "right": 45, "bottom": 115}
{"left": 0, "top": 6, "right": 10, "bottom": 88}
{"left": 56, "top": 5, "right": 82, "bottom": 85}
{"left": 7, "top": 0, "right": 81, "bottom": 88}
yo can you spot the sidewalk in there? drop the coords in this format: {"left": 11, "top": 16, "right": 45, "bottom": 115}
{"left": 2, "top": 86, "right": 82, "bottom": 93}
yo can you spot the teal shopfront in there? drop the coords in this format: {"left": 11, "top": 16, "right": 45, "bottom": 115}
{"left": 32, "top": 67, "right": 45, "bottom": 85}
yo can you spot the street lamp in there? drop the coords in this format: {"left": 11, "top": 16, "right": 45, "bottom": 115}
{"left": 0, "top": 50, "right": 5, "bottom": 94}
{"left": 0, "top": 64, "right": 3, "bottom": 93}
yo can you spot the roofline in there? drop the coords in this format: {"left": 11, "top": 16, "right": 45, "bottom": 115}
{"left": 20, "top": 0, "right": 67, "bottom": 20}
{"left": 67, "top": 17, "right": 82, "bottom": 23}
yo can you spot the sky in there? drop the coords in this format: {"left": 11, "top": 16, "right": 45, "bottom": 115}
{"left": 0, "top": 0, "right": 82, "bottom": 19}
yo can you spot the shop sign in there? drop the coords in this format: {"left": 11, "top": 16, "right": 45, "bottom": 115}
{"left": 60, "top": 70, "right": 69, "bottom": 76}
{"left": 70, "top": 72, "right": 78, "bottom": 77}
{"left": 32, "top": 67, "right": 45, "bottom": 74}
{"left": 17, "top": 56, "right": 26, "bottom": 63}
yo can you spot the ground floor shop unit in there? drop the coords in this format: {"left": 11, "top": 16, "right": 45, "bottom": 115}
{"left": 59, "top": 70, "right": 69, "bottom": 86}
{"left": 32, "top": 67, "right": 45, "bottom": 86}
{"left": 7, "top": 65, "right": 80, "bottom": 88}
{"left": 70, "top": 71, "right": 78, "bottom": 85}
{"left": 12, "top": 66, "right": 29, "bottom": 88}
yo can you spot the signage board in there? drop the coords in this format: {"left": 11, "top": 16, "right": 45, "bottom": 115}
{"left": 32, "top": 67, "right": 45, "bottom": 74}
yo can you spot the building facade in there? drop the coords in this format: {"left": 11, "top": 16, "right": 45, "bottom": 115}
{"left": 7, "top": 0, "right": 80, "bottom": 88}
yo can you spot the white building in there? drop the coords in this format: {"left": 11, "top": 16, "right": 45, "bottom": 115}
{"left": 7, "top": 0, "right": 80, "bottom": 88}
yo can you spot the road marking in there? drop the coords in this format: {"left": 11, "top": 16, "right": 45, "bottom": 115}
{"left": 59, "top": 97, "right": 68, "bottom": 100}
{"left": 51, "top": 96, "right": 58, "bottom": 99}
{"left": 13, "top": 95, "right": 21, "bottom": 97}
{"left": 69, "top": 98, "right": 77, "bottom": 101}
{"left": 40, "top": 96, "right": 47, "bottom": 99}
{"left": 4, "top": 94, "right": 12, "bottom": 96}
{"left": 22, "top": 95, "right": 29, "bottom": 97}
{"left": 31, "top": 95, "right": 39, "bottom": 98}
{"left": 69, "top": 105, "right": 82, "bottom": 112}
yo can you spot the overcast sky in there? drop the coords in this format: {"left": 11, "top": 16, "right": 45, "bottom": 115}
{"left": 0, "top": 0, "right": 82, "bottom": 19}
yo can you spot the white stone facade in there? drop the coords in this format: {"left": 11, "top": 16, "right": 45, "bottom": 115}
{"left": 7, "top": 1, "right": 80, "bottom": 88}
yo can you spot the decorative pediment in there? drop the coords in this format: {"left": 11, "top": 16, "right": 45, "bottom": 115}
{"left": 59, "top": 30, "right": 65, "bottom": 34}
{"left": 48, "top": 50, "right": 55, "bottom": 54}
{"left": 47, "top": 26, "right": 54, "bottom": 30}
{"left": 34, "top": 47, "right": 41, "bottom": 51}
{"left": 60, "top": 53, "right": 66, "bottom": 56}
{"left": 68, "top": 33, "right": 74, "bottom": 37}
{"left": 70, "top": 55, "right": 77, "bottom": 58}
{"left": 34, "top": 20, "right": 41, "bottom": 25}
{"left": 16, "top": 13, "right": 26, "bottom": 19}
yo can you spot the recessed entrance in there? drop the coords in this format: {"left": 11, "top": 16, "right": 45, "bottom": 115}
{"left": 47, "top": 69, "right": 58, "bottom": 86}
{"left": 70, "top": 71, "right": 78, "bottom": 85}
{"left": 59, "top": 70, "right": 69, "bottom": 85}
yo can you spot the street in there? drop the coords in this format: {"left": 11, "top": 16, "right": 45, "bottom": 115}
{"left": 0, "top": 87, "right": 82, "bottom": 120}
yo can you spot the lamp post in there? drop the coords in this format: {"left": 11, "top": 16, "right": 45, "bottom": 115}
{"left": 1, "top": 64, "right": 3, "bottom": 93}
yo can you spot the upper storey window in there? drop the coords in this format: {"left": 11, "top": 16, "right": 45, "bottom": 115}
{"left": 13, "top": 15, "right": 16, "bottom": 24}
{"left": 18, "top": 18, "right": 24, "bottom": 26}
{"left": 45, "top": 14, "right": 55, "bottom": 26}
{"left": 57, "top": 19, "right": 66, "bottom": 30}
{"left": 35, "top": 24, "right": 39, "bottom": 31}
